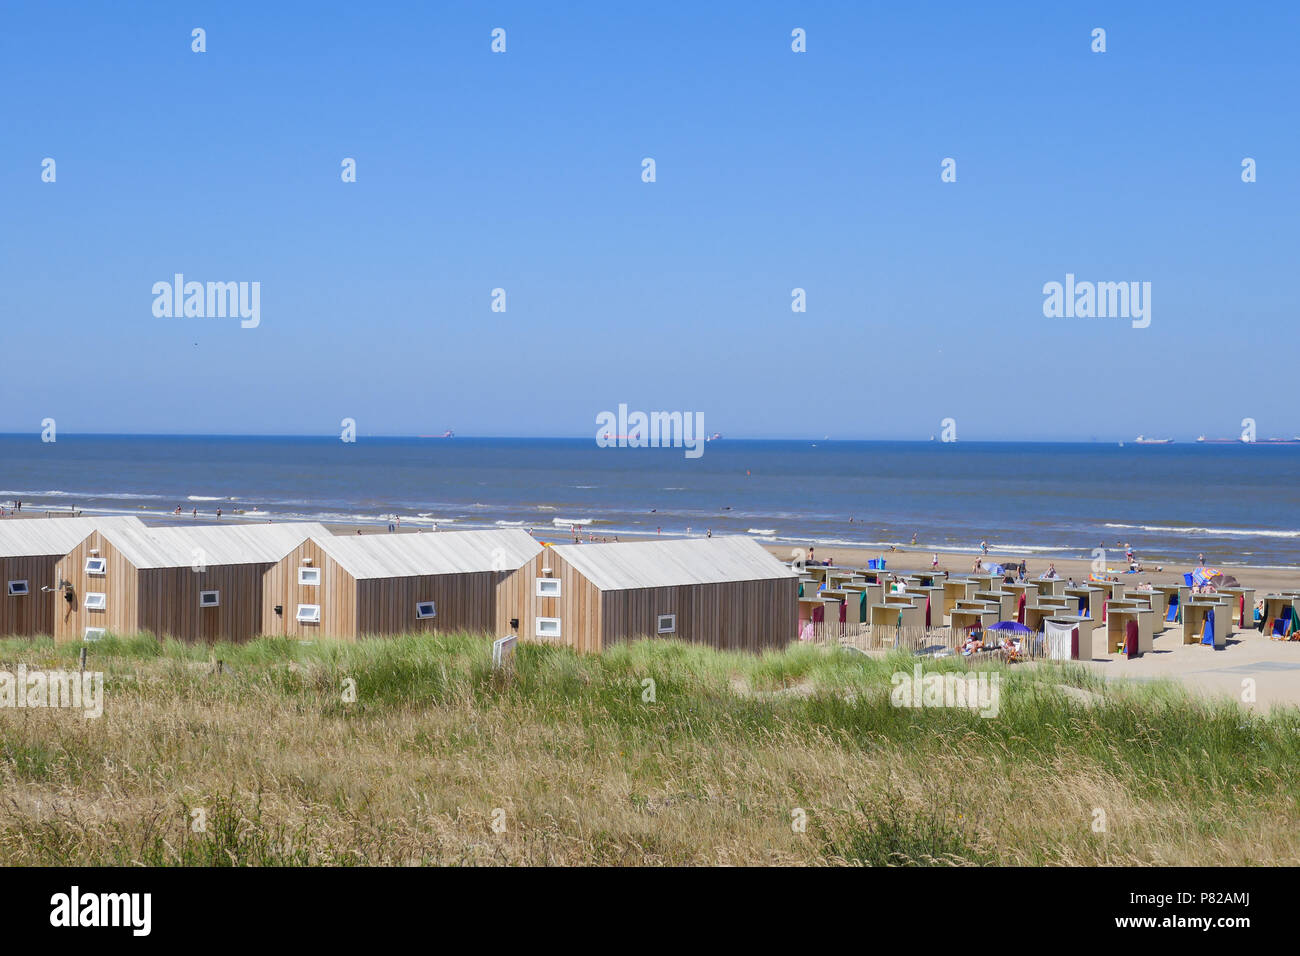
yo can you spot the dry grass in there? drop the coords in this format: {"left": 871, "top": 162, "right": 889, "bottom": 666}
{"left": 0, "top": 632, "right": 1297, "bottom": 866}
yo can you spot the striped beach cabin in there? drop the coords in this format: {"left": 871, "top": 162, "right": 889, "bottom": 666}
{"left": 261, "top": 528, "right": 543, "bottom": 639}
{"left": 505, "top": 535, "right": 800, "bottom": 653}
{"left": 0, "top": 516, "right": 147, "bottom": 637}
{"left": 54, "top": 521, "right": 329, "bottom": 643}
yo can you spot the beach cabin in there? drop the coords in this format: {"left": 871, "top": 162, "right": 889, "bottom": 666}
{"left": 1123, "top": 589, "right": 1167, "bottom": 630}
{"left": 1064, "top": 585, "right": 1105, "bottom": 621}
{"left": 1183, "top": 599, "right": 1229, "bottom": 647}
{"left": 1045, "top": 615, "right": 1097, "bottom": 660}
{"left": 1152, "top": 583, "right": 1189, "bottom": 626}
{"left": 503, "top": 535, "right": 798, "bottom": 654}
{"left": 53, "top": 521, "right": 329, "bottom": 643}
{"left": 1035, "top": 576, "right": 1066, "bottom": 597}
{"left": 1261, "top": 594, "right": 1299, "bottom": 638}
{"left": 0, "top": 517, "right": 147, "bottom": 638}
{"left": 942, "top": 578, "right": 978, "bottom": 616}
{"left": 261, "top": 528, "right": 542, "bottom": 641}
{"left": 1107, "top": 606, "right": 1154, "bottom": 655}
{"left": 974, "top": 589, "right": 1015, "bottom": 621}
{"left": 1216, "top": 587, "right": 1255, "bottom": 628}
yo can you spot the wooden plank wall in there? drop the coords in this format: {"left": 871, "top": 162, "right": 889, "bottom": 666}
{"left": 0, "top": 555, "right": 60, "bottom": 637}
{"left": 137, "top": 564, "right": 268, "bottom": 643}
{"left": 52, "top": 531, "right": 140, "bottom": 642}
{"left": 355, "top": 570, "right": 496, "bottom": 637}
{"left": 598, "top": 578, "right": 800, "bottom": 653}
{"left": 261, "top": 539, "right": 357, "bottom": 639}
{"left": 498, "top": 548, "right": 602, "bottom": 653}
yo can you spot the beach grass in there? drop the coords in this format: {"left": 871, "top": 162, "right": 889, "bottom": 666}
{"left": 0, "top": 632, "right": 1297, "bottom": 865}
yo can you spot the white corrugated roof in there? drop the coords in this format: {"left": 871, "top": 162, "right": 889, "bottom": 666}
{"left": 100, "top": 522, "right": 331, "bottom": 569}
{"left": 0, "top": 516, "right": 148, "bottom": 558}
{"left": 313, "top": 528, "right": 543, "bottom": 579}
{"left": 550, "top": 535, "right": 799, "bottom": 591}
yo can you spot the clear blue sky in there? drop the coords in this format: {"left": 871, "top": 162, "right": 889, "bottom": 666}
{"left": 1, "top": 1, "right": 1296, "bottom": 441}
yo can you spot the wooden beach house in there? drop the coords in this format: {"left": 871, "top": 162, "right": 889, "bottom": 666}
{"left": 505, "top": 535, "right": 799, "bottom": 653}
{"left": 261, "top": 528, "right": 543, "bottom": 640}
{"left": 0, "top": 516, "right": 147, "bottom": 638}
{"left": 53, "top": 521, "right": 329, "bottom": 643}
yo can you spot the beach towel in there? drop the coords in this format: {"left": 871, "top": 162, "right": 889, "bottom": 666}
{"left": 1016, "top": 592, "right": 1026, "bottom": 624}
{"left": 838, "top": 602, "right": 847, "bottom": 634}
{"left": 1045, "top": 619, "right": 1074, "bottom": 661}
{"left": 858, "top": 590, "right": 867, "bottom": 623}
{"left": 799, "top": 621, "right": 814, "bottom": 642}
{"left": 1183, "top": 573, "right": 1194, "bottom": 587}
{"left": 1125, "top": 620, "right": 1139, "bottom": 659}
{"left": 1071, "top": 626, "right": 1082, "bottom": 660}
{"left": 1078, "top": 595, "right": 1089, "bottom": 618}
{"left": 1101, "top": 596, "right": 1107, "bottom": 622}
{"left": 798, "top": 583, "right": 803, "bottom": 598}
{"left": 924, "top": 596, "right": 932, "bottom": 628}
{"left": 1271, "top": 617, "right": 1286, "bottom": 638}
{"left": 1201, "top": 608, "right": 1215, "bottom": 646}
{"left": 812, "top": 606, "right": 824, "bottom": 624}
{"left": 1239, "top": 594, "right": 1246, "bottom": 627}
{"left": 1165, "top": 598, "right": 1177, "bottom": 623}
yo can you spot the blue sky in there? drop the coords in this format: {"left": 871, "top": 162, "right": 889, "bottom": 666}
{"left": 1, "top": 1, "right": 1296, "bottom": 441}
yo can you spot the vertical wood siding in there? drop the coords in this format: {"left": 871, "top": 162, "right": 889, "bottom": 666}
{"left": 0, "top": 556, "right": 61, "bottom": 637}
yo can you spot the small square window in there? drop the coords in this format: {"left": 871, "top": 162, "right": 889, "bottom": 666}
{"left": 536, "top": 577, "right": 562, "bottom": 598}
{"left": 84, "top": 592, "right": 107, "bottom": 611}
{"left": 85, "top": 557, "right": 106, "bottom": 575}
{"left": 657, "top": 613, "right": 676, "bottom": 634}
{"left": 298, "top": 567, "right": 321, "bottom": 586}
{"left": 7, "top": 580, "right": 29, "bottom": 596}
{"left": 416, "top": 601, "right": 436, "bottom": 620}
{"left": 535, "top": 617, "right": 562, "bottom": 639}
{"left": 83, "top": 627, "right": 106, "bottom": 642}
{"left": 199, "top": 590, "right": 220, "bottom": 608}
{"left": 296, "top": 604, "right": 321, "bottom": 624}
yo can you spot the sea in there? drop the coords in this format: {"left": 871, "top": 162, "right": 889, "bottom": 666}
{"left": 2, "top": 435, "right": 1298, "bottom": 567}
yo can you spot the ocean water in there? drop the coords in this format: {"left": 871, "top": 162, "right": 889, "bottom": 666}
{"left": 2, "top": 435, "right": 1298, "bottom": 567}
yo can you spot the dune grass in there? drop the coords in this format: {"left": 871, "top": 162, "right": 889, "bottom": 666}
{"left": 0, "top": 631, "right": 1297, "bottom": 865}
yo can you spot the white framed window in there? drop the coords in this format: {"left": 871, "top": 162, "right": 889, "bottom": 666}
{"left": 7, "top": 580, "right": 29, "bottom": 596}
{"left": 199, "top": 590, "right": 220, "bottom": 608}
{"left": 84, "top": 592, "right": 107, "bottom": 611}
{"left": 85, "top": 557, "right": 106, "bottom": 576}
{"left": 298, "top": 567, "right": 321, "bottom": 586}
{"left": 657, "top": 613, "right": 677, "bottom": 634}
{"left": 296, "top": 604, "right": 321, "bottom": 624}
{"left": 536, "top": 577, "right": 562, "bottom": 598}
{"left": 416, "top": 601, "right": 436, "bottom": 619}
{"left": 535, "top": 617, "right": 562, "bottom": 639}
{"left": 83, "top": 627, "right": 106, "bottom": 642}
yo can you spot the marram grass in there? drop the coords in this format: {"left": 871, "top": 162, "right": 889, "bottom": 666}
{"left": 0, "top": 632, "right": 1297, "bottom": 865}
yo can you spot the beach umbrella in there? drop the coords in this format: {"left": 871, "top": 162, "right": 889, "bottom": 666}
{"left": 987, "top": 621, "right": 1032, "bottom": 634}
{"left": 1190, "top": 567, "right": 1221, "bottom": 587}
{"left": 1209, "top": 573, "right": 1240, "bottom": 588}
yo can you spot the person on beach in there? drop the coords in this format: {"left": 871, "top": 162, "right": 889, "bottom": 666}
{"left": 192, "top": 507, "right": 197, "bottom": 517}
{"left": 980, "top": 539, "right": 988, "bottom": 555}
{"left": 387, "top": 515, "right": 395, "bottom": 533}
{"left": 1197, "top": 552, "right": 1205, "bottom": 565}
{"left": 931, "top": 552, "right": 939, "bottom": 569}
{"left": 972, "top": 557, "right": 982, "bottom": 573}
{"left": 706, "top": 529, "right": 712, "bottom": 538}
{"left": 911, "top": 532, "right": 918, "bottom": 545}
{"left": 215, "top": 508, "right": 222, "bottom": 518}
{"left": 1046, "top": 562, "right": 1058, "bottom": 579}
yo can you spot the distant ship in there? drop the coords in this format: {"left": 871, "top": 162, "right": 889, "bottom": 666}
{"left": 1134, "top": 435, "right": 1173, "bottom": 445}
{"left": 419, "top": 430, "right": 454, "bottom": 438}
{"left": 706, "top": 433, "right": 722, "bottom": 442}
